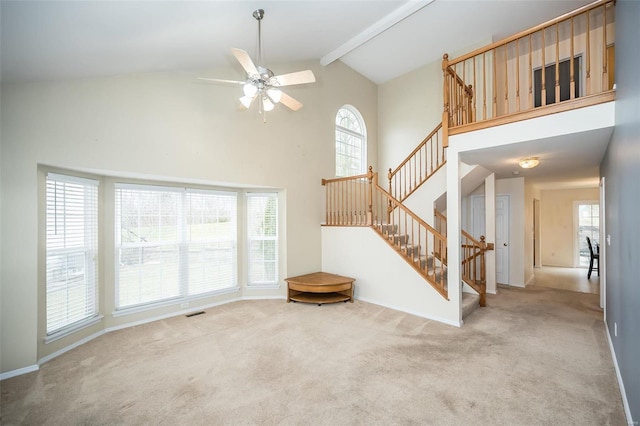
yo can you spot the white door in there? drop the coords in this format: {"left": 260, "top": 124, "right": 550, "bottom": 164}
{"left": 495, "top": 195, "right": 510, "bottom": 285}
{"left": 471, "top": 194, "right": 509, "bottom": 285}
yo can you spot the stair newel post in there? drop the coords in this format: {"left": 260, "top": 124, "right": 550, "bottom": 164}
{"left": 388, "top": 168, "right": 393, "bottom": 201}
{"left": 367, "top": 166, "right": 374, "bottom": 226}
{"left": 442, "top": 54, "right": 450, "bottom": 148}
{"left": 479, "top": 235, "right": 487, "bottom": 307}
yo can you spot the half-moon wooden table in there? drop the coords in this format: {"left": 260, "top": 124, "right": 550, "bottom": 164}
{"left": 285, "top": 272, "right": 355, "bottom": 305}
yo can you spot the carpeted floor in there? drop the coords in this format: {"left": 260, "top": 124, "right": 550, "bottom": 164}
{"left": 0, "top": 286, "right": 626, "bottom": 425}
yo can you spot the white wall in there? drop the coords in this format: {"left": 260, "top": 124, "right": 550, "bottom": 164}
{"left": 321, "top": 226, "right": 458, "bottom": 326}
{"left": 0, "top": 60, "right": 378, "bottom": 375}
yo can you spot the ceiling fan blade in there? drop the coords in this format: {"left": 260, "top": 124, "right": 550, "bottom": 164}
{"left": 279, "top": 92, "right": 303, "bottom": 111}
{"left": 231, "top": 48, "right": 259, "bottom": 77}
{"left": 271, "top": 70, "right": 316, "bottom": 87}
{"left": 197, "top": 77, "right": 245, "bottom": 85}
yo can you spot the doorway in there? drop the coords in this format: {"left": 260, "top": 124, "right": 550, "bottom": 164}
{"left": 574, "top": 200, "right": 599, "bottom": 267}
{"left": 471, "top": 194, "right": 510, "bottom": 285}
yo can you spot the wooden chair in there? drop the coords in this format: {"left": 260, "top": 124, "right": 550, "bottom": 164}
{"left": 586, "top": 236, "right": 599, "bottom": 279}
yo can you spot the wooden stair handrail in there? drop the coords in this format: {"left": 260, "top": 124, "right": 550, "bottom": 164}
{"left": 387, "top": 122, "right": 446, "bottom": 203}
{"left": 447, "top": 0, "right": 614, "bottom": 67}
{"left": 442, "top": 0, "right": 615, "bottom": 133}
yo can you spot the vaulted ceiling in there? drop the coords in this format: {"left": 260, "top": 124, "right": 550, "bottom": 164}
{"left": 1, "top": 0, "right": 592, "bottom": 84}
{"left": 1, "top": 0, "right": 608, "bottom": 189}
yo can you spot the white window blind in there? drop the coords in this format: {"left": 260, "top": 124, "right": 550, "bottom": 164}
{"left": 115, "top": 184, "right": 237, "bottom": 309}
{"left": 247, "top": 193, "right": 278, "bottom": 286}
{"left": 46, "top": 173, "right": 99, "bottom": 335}
{"left": 335, "top": 106, "right": 366, "bottom": 177}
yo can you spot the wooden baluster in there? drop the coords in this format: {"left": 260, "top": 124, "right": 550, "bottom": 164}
{"left": 602, "top": 4, "right": 607, "bottom": 92}
{"left": 586, "top": 9, "right": 591, "bottom": 95}
{"left": 388, "top": 168, "right": 392, "bottom": 200}
{"left": 367, "top": 166, "right": 373, "bottom": 226}
{"left": 570, "top": 17, "right": 575, "bottom": 100}
{"left": 482, "top": 53, "right": 487, "bottom": 120}
{"left": 442, "top": 54, "right": 450, "bottom": 146}
{"left": 472, "top": 56, "right": 477, "bottom": 122}
{"left": 492, "top": 48, "right": 497, "bottom": 116}
{"left": 529, "top": 34, "right": 533, "bottom": 109}
{"left": 555, "top": 23, "right": 560, "bottom": 103}
{"left": 462, "top": 60, "right": 467, "bottom": 124}
{"left": 504, "top": 44, "right": 508, "bottom": 114}
{"left": 541, "top": 28, "right": 546, "bottom": 106}
{"left": 516, "top": 38, "right": 520, "bottom": 112}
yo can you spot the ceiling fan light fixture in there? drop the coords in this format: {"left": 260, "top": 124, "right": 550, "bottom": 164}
{"left": 239, "top": 95, "right": 255, "bottom": 109}
{"left": 262, "top": 96, "right": 275, "bottom": 112}
{"left": 518, "top": 157, "right": 540, "bottom": 169}
{"left": 243, "top": 82, "right": 258, "bottom": 98}
{"left": 266, "top": 88, "right": 282, "bottom": 104}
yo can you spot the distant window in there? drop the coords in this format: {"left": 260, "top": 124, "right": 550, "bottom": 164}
{"left": 46, "top": 173, "right": 99, "bottom": 335}
{"left": 534, "top": 57, "right": 581, "bottom": 107}
{"left": 335, "top": 106, "right": 366, "bottom": 177}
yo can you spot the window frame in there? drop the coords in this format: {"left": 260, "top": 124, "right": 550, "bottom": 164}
{"left": 45, "top": 172, "right": 100, "bottom": 337}
{"left": 335, "top": 105, "right": 367, "bottom": 177}
{"left": 246, "top": 192, "right": 280, "bottom": 287}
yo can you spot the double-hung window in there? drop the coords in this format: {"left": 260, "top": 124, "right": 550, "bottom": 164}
{"left": 45, "top": 173, "right": 99, "bottom": 335}
{"left": 115, "top": 184, "right": 237, "bottom": 309}
{"left": 246, "top": 193, "right": 278, "bottom": 286}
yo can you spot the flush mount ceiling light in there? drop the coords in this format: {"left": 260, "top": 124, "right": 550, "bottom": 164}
{"left": 198, "top": 9, "right": 316, "bottom": 122}
{"left": 518, "top": 157, "right": 540, "bottom": 169}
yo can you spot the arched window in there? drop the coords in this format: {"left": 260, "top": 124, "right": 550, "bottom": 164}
{"left": 335, "top": 106, "right": 366, "bottom": 177}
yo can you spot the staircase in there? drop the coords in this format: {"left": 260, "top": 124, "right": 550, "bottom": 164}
{"left": 323, "top": 122, "right": 490, "bottom": 310}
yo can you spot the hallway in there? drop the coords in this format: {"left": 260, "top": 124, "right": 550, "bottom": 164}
{"left": 530, "top": 266, "right": 599, "bottom": 295}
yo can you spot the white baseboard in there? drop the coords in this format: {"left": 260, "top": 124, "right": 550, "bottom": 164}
{"left": 356, "top": 296, "right": 462, "bottom": 327}
{"left": 39, "top": 330, "right": 106, "bottom": 366}
{"left": 604, "top": 320, "right": 634, "bottom": 425}
{"left": 0, "top": 364, "right": 39, "bottom": 381}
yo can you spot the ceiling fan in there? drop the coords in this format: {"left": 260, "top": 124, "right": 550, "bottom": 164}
{"left": 199, "top": 9, "right": 316, "bottom": 118}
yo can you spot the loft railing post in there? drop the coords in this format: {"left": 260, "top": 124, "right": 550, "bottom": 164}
{"left": 442, "top": 54, "right": 450, "bottom": 148}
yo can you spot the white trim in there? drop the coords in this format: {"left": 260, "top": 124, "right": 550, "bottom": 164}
{"left": 112, "top": 287, "right": 240, "bottom": 317}
{"left": 320, "top": 0, "right": 434, "bottom": 66}
{"left": 241, "top": 295, "right": 286, "bottom": 301}
{"left": 604, "top": 320, "right": 634, "bottom": 425}
{"left": 524, "top": 273, "right": 535, "bottom": 287}
{"left": 39, "top": 329, "right": 106, "bottom": 366}
{"left": 0, "top": 364, "right": 39, "bottom": 381}
{"left": 46, "top": 172, "right": 99, "bottom": 186}
{"left": 356, "top": 296, "right": 461, "bottom": 328}
{"left": 44, "top": 315, "right": 104, "bottom": 344}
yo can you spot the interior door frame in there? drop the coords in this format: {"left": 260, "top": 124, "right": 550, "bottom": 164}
{"left": 573, "top": 199, "right": 599, "bottom": 268}
{"left": 471, "top": 194, "right": 509, "bottom": 285}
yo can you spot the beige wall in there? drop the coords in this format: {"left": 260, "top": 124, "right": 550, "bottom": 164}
{"left": 377, "top": 60, "right": 442, "bottom": 184}
{"left": 0, "top": 60, "right": 378, "bottom": 374}
{"left": 540, "top": 187, "right": 599, "bottom": 267}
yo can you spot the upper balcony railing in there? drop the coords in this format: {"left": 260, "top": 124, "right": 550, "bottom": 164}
{"left": 442, "top": 0, "right": 616, "bottom": 141}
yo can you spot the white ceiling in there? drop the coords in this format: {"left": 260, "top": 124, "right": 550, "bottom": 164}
{"left": 1, "top": 0, "right": 607, "bottom": 189}
{"left": 0, "top": 0, "right": 593, "bottom": 84}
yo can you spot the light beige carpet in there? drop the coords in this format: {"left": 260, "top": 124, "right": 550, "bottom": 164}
{"left": 1, "top": 286, "right": 626, "bottom": 425}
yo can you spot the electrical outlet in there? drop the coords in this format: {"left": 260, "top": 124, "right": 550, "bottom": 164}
{"left": 180, "top": 302, "right": 189, "bottom": 309}
{"left": 614, "top": 322, "right": 617, "bottom": 337}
